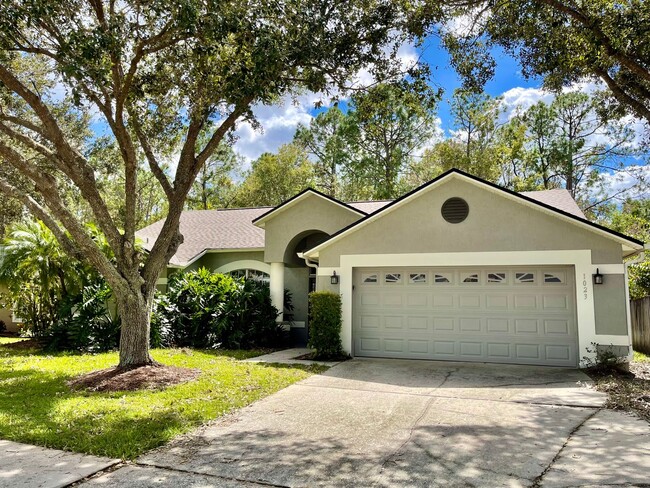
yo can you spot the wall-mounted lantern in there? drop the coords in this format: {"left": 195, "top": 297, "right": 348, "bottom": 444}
{"left": 331, "top": 271, "right": 339, "bottom": 285}
{"left": 593, "top": 268, "right": 604, "bottom": 285}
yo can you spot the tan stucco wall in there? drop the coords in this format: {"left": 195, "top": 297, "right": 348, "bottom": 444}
{"left": 263, "top": 194, "right": 363, "bottom": 264}
{"left": 318, "top": 179, "right": 623, "bottom": 267}
{"left": 594, "top": 274, "right": 628, "bottom": 335}
{"left": 186, "top": 251, "right": 266, "bottom": 272}
{"left": 315, "top": 178, "right": 629, "bottom": 337}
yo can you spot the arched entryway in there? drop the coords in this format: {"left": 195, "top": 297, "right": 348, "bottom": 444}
{"left": 274, "top": 230, "right": 330, "bottom": 345}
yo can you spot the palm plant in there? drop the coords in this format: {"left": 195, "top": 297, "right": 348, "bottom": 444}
{"left": 0, "top": 220, "right": 82, "bottom": 336}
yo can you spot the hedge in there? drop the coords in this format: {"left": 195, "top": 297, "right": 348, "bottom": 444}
{"left": 308, "top": 291, "right": 343, "bottom": 359}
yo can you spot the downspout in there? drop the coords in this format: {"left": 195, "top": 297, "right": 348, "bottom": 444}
{"left": 298, "top": 252, "right": 319, "bottom": 273}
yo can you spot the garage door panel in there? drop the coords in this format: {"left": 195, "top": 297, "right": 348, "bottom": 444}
{"left": 384, "top": 315, "right": 404, "bottom": 329}
{"left": 384, "top": 338, "right": 404, "bottom": 353}
{"left": 354, "top": 266, "right": 578, "bottom": 367}
{"left": 486, "top": 318, "right": 509, "bottom": 333}
{"left": 433, "top": 294, "right": 454, "bottom": 308}
{"left": 459, "top": 317, "right": 482, "bottom": 332}
{"left": 516, "top": 344, "right": 541, "bottom": 360}
{"left": 459, "top": 342, "right": 483, "bottom": 357}
{"left": 545, "top": 345, "right": 571, "bottom": 361}
{"left": 383, "top": 294, "right": 403, "bottom": 307}
{"left": 408, "top": 340, "right": 429, "bottom": 354}
{"left": 459, "top": 295, "right": 480, "bottom": 308}
{"left": 544, "top": 319, "right": 570, "bottom": 335}
{"left": 486, "top": 295, "right": 508, "bottom": 309}
{"left": 360, "top": 315, "right": 380, "bottom": 329}
{"left": 433, "top": 317, "right": 454, "bottom": 331}
{"left": 407, "top": 316, "right": 429, "bottom": 330}
{"left": 406, "top": 293, "right": 428, "bottom": 307}
{"left": 358, "top": 337, "right": 381, "bottom": 353}
{"left": 542, "top": 295, "right": 569, "bottom": 310}
{"left": 361, "top": 293, "right": 380, "bottom": 306}
{"left": 433, "top": 341, "right": 456, "bottom": 355}
{"left": 515, "top": 319, "right": 539, "bottom": 334}
{"left": 514, "top": 295, "right": 537, "bottom": 309}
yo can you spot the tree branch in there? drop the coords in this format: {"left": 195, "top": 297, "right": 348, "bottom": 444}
{"left": 594, "top": 66, "right": 650, "bottom": 124}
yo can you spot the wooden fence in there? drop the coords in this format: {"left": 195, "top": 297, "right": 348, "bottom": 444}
{"left": 631, "top": 297, "right": 650, "bottom": 355}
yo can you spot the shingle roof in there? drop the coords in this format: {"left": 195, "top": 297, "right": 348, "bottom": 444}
{"left": 521, "top": 189, "right": 585, "bottom": 218}
{"left": 348, "top": 200, "right": 391, "bottom": 213}
{"left": 137, "top": 188, "right": 588, "bottom": 267}
{"left": 137, "top": 207, "right": 269, "bottom": 267}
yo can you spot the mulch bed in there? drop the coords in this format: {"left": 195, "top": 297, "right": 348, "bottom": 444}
{"left": 0, "top": 339, "right": 42, "bottom": 350}
{"left": 68, "top": 364, "right": 201, "bottom": 392}
{"left": 586, "top": 362, "right": 650, "bottom": 423}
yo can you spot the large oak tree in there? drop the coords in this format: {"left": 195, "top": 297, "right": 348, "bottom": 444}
{"left": 0, "top": 0, "right": 436, "bottom": 368}
{"left": 440, "top": 0, "right": 650, "bottom": 125}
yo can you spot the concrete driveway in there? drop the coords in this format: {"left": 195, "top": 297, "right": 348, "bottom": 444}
{"left": 87, "top": 359, "right": 650, "bottom": 487}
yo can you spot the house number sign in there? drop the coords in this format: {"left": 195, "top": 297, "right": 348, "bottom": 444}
{"left": 582, "top": 273, "right": 588, "bottom": 300}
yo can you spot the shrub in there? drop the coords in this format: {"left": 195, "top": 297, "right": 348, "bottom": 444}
{"left": 308, "top": 291, "right": 343, "bottom": 359}
{"left": 629, "top": 260, "right": 650, "bottom": 299}
{"left": 152, "top": 268, "right": 286, "bottom": 349}
{"left": 583, "top": 342, "right": 628, "bottom": 373}
{"left": 46, "top": 280, "right": 121, "bottom": 352}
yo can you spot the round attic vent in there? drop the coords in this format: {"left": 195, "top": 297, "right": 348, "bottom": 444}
{"left": 441, "top": 197, "right": 469, "bottom": 223}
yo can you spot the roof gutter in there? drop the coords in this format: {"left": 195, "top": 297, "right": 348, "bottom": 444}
{"left": 297, "top": 252, "right": 319, "bottom": 271}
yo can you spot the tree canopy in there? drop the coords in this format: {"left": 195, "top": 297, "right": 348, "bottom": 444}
{"left": 0, "top": 0, "right": 435, "bottom": 367}
{"left": 440, "top": 0, "right": 650, "bottom": 124}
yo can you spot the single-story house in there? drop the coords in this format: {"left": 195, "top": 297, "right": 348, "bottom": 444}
{"left": 138, "top": 169, "right": 645, "bottom": 368}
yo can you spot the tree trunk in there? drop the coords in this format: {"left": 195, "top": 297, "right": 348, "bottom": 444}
{"left": 117, "top": 290, "right": 156, "bottom": 368}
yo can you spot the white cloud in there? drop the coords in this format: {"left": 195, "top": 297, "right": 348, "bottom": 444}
{"left": 597, "top": 165, "right": 650, "bottom": 200}
{"left": 233, "top": 39, "right": 421, "bottom": 166}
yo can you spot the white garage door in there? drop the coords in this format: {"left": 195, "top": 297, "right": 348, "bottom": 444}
{"left": 353, "top": 266, "right": 578, "bottom": 366}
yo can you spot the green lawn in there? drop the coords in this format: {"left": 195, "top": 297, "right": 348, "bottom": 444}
{"left": 0, "top": 337, "right": 27, "bottom": 344}
{"left": 0, "top": 345, "right": 325, "bottom": 459}
{"left": 634, "top": 350, "right": 650, "bottom": 362}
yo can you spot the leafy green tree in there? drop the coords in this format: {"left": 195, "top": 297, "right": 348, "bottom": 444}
{"left": 606, "top": 198, "right": 650, "bottom": 298}
{"left": 344, "top": 80, "right": 440, "bottom": 199}
{"left": 440, "top": 0, "right": 650, "bottom": 124}
{"left": 0, "top": 0, "right": 431, "bottom": 367}
{"left": 408, "top": 90, "right": 510, "bottom": 185}
{"left": 234, "top": 144, "right": 315, "bottom": 207}
{"left": 294, "top": 106, "right": 351, "bottom": 199}
{"left": 519, "top": 92, "right": 634, "bottom": 202}
{"left": 187, "top": 141, "right": 241, "bottom": 210}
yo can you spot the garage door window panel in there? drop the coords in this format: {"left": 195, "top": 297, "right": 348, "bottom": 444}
{"left": 515, "top": 272, "right": 536, "bottom": 284}
{"left": 434, "top": 272, "right": 453, "bottom": 284}
{"left": 409, "top": 272, "right": 428, "bottom": 284}
{"left": 461, "top": 272, "right": 480, "bottom": 284}
{"left": 385, "top": 273, "right": 402, "bottom": 284}
{"left": 544, "top": 272, "right": 566, "bottom": 284}
{"left": 487, "top": 272, "right": 508, "bottom": 284}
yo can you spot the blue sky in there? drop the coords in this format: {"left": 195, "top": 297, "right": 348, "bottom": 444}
{"left": 231, "top": 34, "right": 647, "bottom": 198}
{"left": 232, "top": 36, "right": 552, "bottom": 162}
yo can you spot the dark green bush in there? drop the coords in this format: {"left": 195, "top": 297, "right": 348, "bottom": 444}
{"left": 308, "top": 291, "right": 343, "bottom": 359}
{"left": 46, "top": 280, "right": 121, "bottom": 352}
{"left": 152, "top": 268, "right": 286, "bottom": 349}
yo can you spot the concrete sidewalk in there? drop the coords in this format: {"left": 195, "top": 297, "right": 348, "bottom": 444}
{"left": 242, "top": 347, "right": 342, "bottom": 367}
{"left": 0, "top": 439, "right": 119, "bottom": 488}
